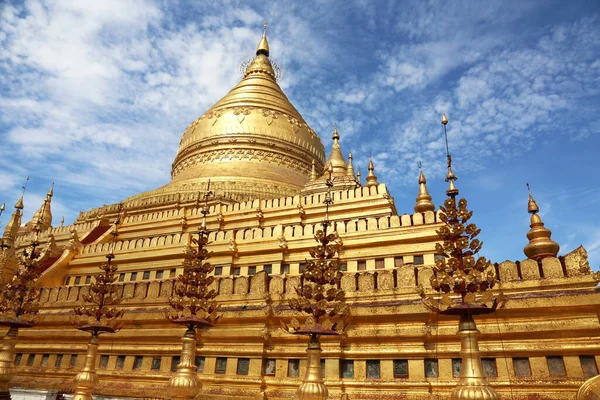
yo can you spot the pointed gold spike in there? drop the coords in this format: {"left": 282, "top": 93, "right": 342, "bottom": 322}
{"left": 256, "top": 21, "right": 270, "bottom": 56}
{"left": 523, "top": 183, "right": 560, "bottom": 260}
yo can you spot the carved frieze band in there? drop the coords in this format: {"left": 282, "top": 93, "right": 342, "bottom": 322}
{"left": 172, "top": 147, "right": 313, "bottom": 178}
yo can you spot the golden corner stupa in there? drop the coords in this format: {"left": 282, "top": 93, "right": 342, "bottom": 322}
{"left": 0, "top": 24, "right": 599, "bottom": 400}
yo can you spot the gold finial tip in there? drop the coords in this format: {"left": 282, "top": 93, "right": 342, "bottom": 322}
{"left": 332, "top": 123, "right": 339, "bottom": 140}
{"left": 256, "top": 21, "right": 270, "bottom": 56}
{"left": 527, "top": 184, "right": 540, "bottom": 214}
{"left": 0, "top": 203, "right": 5, "bottom": 211}
{"left": 368, "top": 159, "right": 374, "bottom": 170}
{"left": 15, "top": 196, "right": 24, "bottom": 210}
{"left": 441, "top": 113, "right": 448, "bottom": 125}
{"left": 418, "top": 169, "right": 426, "bottom": 184}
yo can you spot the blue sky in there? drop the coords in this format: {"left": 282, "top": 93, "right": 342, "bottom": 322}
{"left": 0, "top": 0, "right": 599, "bottom": 267}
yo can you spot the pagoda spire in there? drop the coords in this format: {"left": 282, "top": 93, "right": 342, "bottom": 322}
{"left": 414, "top": 163, "right": 435, "bottom": 213}
{"left": 523, "top": 183, "right": 560, "bottom": 260}
{"left": 310, "top": 160, "right": 317, "bottom": 182}
{"left": 346, "top": 153, "right": 355, "bottom": 177}
{"left": 256, "top": 21, "right": 270, "bottom": 56}
{"left": 2, "top": 197, "right": 24, "bottom": 241}
{"left": 3, "top": 178, "right": 27, "bottom": 241}
{"left": 324, "top": 123, "right": 348, "bottom": 177}
{"left": 364, "top": 158, "right": 379, "bottom": 188}
{"left": 26, "top": 184, "right": 53, "bottom": 232}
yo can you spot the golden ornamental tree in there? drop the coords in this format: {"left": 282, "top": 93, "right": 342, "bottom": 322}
{"left": 71, "top": 208, "right": 125, "bottom": 400}
{"left": 419, "top": 114, "right": 505, "bottom": 400}
{"left": 281, "top": 165, "right": 350, "bottom": 400}
{"left": 166, "top": 185, "right": 220, "bottom": 400}
{"left": 0, "top": 190, "right": 46, "bottom": 400}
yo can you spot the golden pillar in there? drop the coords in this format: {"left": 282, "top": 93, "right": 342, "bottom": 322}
{"left": 0, "top": 327, "right": 18, "bottom": 398}
{"left": 168, "top": 328, "right": 201, "bottom": 399}
{"left": 452, "top": 315, "right": 499, "bottom": 400}
{"left": 296, "top": 335, "right": 327, "bottom": 400}
{"left": 72, "top": 332, "right": 99, "bottom": 400}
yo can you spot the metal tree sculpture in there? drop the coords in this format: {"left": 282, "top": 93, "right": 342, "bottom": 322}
{"left": 281, "top": 165, "right": 350, "bottom": 400}
{"left": 166, "top": 184, "right": 219, "bottom": 399}
{"left": 71, "top": 207, "right": 125, "bottom": 400}
{"left": 419, "top": 115, "right": 504, "bottom": 400}
{"left": 0, "top": 187, "right": 45, "bottom": 400}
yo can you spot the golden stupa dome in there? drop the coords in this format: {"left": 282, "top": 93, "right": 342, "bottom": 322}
{"left": 130, "top": 24, "right": 325, "bottom": 202}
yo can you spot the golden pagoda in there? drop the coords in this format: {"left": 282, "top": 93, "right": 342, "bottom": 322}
{"left": 0, "top": 26, "right": 598, "bottom": 400}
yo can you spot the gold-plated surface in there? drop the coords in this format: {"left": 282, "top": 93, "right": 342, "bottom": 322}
{"left": 72, "top": 333, "right": 99, "bottom": 400}
{"left": 524, "top": 184, "right": 560, "bottom": 260}
{"left": 451, "top": 315, "right": 499, "bottom": 400}
{"left": 414, "top": 164, "right": 435, "bottom": 213}
{"left": 296, "top": 336, "right": 327, "bottom": 400}
{"left": 168, "top": 328, "right": 202, "bottom": 399}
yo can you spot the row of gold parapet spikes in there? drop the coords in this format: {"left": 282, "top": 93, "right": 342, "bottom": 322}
{"left": 76, "top": 183, "right": 390, "bottom": 222}
{"left": 38, "top": 251, "right": 592, "bottom": 307}
{"left": 77, "top": 211, "right": 440, "bottom": 256}
{"left": 14, "top": 183, "right": 390, "bottom": 244}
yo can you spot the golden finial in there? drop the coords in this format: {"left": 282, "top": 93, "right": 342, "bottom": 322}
{"left": 527, "top": 183, "right": 539, "bottom": 213}
{"left": 310, "top": 160, "right": 317, "bottom": 182}
{"left": 364, "top": 157, "right": 379, "bottom": 188}
{"left": 14, "top": 176, "right": 29, "bottom": 210}
{"left": 356, "top": 167, "right": 361, "bottom": 186}
{"left": 524, "top": 183, "right": 560, "bottom": 260}
{"left": 14, "top": 196, "right": 24, "bottom": 210}
{"left": 47, "top": 183, "right": 54, "bottom": 197}
{"left": 60, "top": 216, "right": 65, "bottom": 227}
{"left": 0, "top": 203, "right": 5, "bottom": 213}
{"left": 414, "top": 162, "right": 435, "bottom": 213}
{"left": 442, "top": 114, "right": 458, "bottom": 197}
{"left": 325, "top": 123, "right": 347, "bottom": 177}
{"left": 346, "top": 152, "right": 355, "bottom": 177}
{"left": 256, "top": 21, "right": 270, "bottom": 56}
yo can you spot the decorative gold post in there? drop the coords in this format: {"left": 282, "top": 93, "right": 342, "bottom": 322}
{"left": 296, "top": 334, "right": 327, "bottom": 400}
{"left": 72, "top": 333, "right": 99, "bottom": 400}
{"left": 167, "top": 181, "right": 220, "bottom": 399}
{"left": 453, "top": 315, "right": 498, "bottom": 400}
{"left": 419, "top": 114, "right": 502, "bottom": 400}
{"left": 168, "top": 328, "right": 201, "bottom": 399}
{"left": 0, "top": 327, "right": 18, "bottom": 398}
